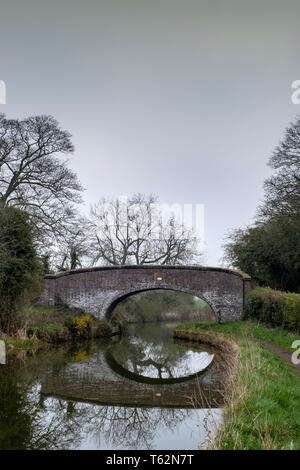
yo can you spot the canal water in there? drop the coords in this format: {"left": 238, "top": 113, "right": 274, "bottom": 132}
{"left": 0, "top": 322, "right": 223, "bottom": 450}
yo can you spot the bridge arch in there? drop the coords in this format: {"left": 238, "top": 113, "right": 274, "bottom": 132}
{"left": 41, "top": 265, "right": 251, "bottom": 323}
{"left": 105, "top": 286, "right": 217, "bottom": 321}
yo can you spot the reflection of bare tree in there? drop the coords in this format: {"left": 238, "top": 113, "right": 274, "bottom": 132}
{"left": 130, "top": 357, "right": 175, "bottom": 379}
{"left": 22, "top": 390, "right": 190, "bottom": 450}
{"left": 0, "top": 364, "right": 83, "bottom": 450}
{"left": 62, "top": 402, "right": 189, "bottom": 450}
{"left": 87, "top": 406, "right": 157, "bottom": 449}
{"left": 22, "top": 384, "right": 82, "bottom": 450}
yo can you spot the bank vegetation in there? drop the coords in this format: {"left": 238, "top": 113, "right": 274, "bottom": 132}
{"left": 175, "top": 321, "right": 300, "bottom": 450}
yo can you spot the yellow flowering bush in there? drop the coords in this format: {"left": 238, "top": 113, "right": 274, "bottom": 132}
{"left": 65, "top": 314, "right": 92, "bottom": 337}
{"left": 72, "top": 315, "right": 92, "bottom": 331}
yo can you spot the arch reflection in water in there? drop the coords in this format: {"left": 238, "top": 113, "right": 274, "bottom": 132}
{"left": 41, "top": 323, "right": 226, "bottom": 409}
{"left": 105, "top": 322, "right": 215, "bottom": 383}
{"left": 0, "top": 322, "right": 225, "bottom": 449}
{"left": 39, "top": 322, "right": 225, "bottom": 449}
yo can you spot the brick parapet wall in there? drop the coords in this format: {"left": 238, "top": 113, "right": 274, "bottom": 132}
{"left": 41, "top": 265, "right": 251, "bottom": 323}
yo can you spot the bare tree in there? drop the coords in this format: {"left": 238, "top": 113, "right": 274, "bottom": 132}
{"left": 53, "top": 216, "right": 92, "bottom": 272}
{"left": 0, "top": 113, "right": 83, "bottom": 249}
{"left": 89, "top": 193, "right": 201, "bottom": 266}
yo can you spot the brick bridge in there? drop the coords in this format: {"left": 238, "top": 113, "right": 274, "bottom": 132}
{"left": 41, "top": 265, "right": 251, "bottom": 323}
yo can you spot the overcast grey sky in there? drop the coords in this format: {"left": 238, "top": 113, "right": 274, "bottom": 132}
{"left": 1, "top": 0, "right": 300, "bottom": 265}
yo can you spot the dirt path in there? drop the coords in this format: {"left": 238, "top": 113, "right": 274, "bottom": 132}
{"left": 250, "top": 338, "right": 300, "bottom": 377}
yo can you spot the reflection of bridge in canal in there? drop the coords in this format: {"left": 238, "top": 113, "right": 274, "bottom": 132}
{"left": 41, "top": 347, "right": 226, "bottom": 408}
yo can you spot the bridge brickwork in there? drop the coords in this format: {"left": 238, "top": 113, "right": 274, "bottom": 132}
{"left": 41, "top": 265, "right": 251, "bottom": 323}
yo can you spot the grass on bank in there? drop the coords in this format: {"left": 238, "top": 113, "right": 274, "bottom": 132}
{"left": 175, "top": 321, "right": 300, "bottom": 450}
{"left": 175, "top": 320, "right": 299, "bottom": 350}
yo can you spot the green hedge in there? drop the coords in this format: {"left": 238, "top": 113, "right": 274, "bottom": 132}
{"left": 247, "top": 287, "right": 300, "bottom": 331}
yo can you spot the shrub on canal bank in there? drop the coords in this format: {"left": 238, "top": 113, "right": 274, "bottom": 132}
{"left": 247, "top": 287, "right": 300, "bottom": 331}
{"left": 64, "top": 314, "right": 92, "bottom": 339}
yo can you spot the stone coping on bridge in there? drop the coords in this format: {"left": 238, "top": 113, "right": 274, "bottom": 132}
{"left": 45, "top": 265, "right": 251, "bottom": 281}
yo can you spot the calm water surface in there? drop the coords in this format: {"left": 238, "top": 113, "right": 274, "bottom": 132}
{"left": 0, "top": 322, "right": 223, "bottom": 450}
